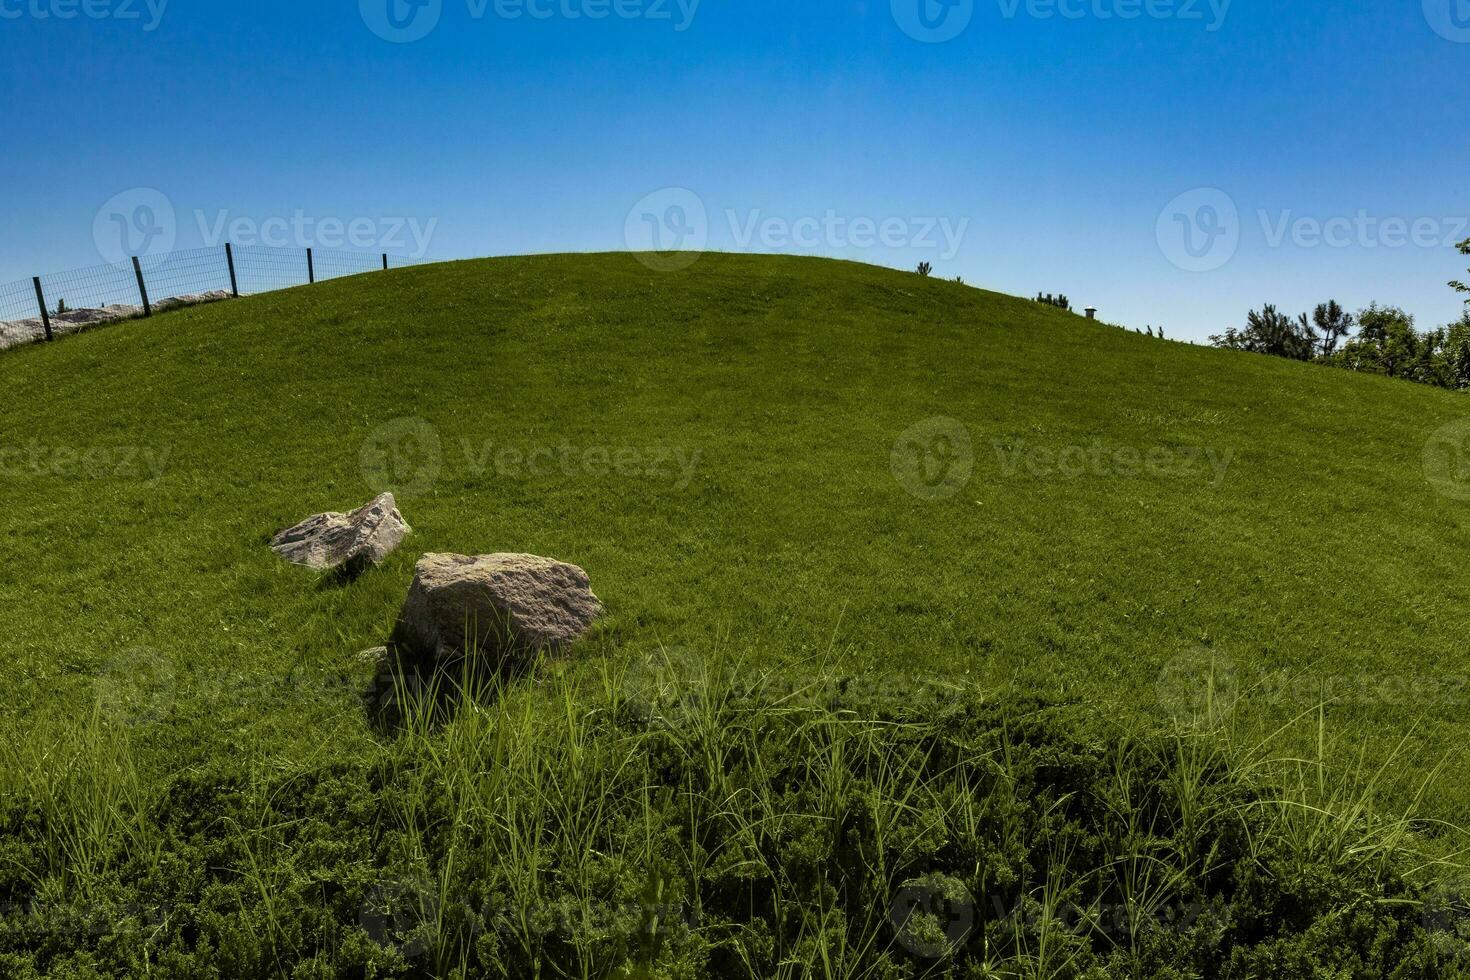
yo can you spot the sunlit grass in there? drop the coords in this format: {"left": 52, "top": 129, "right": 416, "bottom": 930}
{"left": 4, "top": 253, "right": 1470, "bottom": 974}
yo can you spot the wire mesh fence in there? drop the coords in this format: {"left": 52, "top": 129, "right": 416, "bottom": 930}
{"left": 137, "top": 247, "right": 234, "bottom": 303}
{"left": 310, "top": 248, "right": 385, "bottom": 284}
{"left": 234, "top": 244, "right": 312, "bottom": 295}
{"left": 41, "top": 260, "right": 148, "bottom": 315}
{"left": 0, "top": 278, "right": 44, "bottom": 349}
{"left": 0, "top": 245, "right": 432, "bottom": 354}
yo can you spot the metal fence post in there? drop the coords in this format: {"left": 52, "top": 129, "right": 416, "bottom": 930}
{"left": 382, "top": 253, "right": 388, "bottom": 271}
{"left": 32, "top": 277, "right": 53, "bottom": 342}
{"left": 307, "top": 248, "right": 315, "bottom": 284}
{"left": 131, "top": 256, "right": 152, "bottom": 316}
{"left": 225, "top": 243, "right": 239, "bottom": 298}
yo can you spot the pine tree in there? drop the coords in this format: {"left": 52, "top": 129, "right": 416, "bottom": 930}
{"left": 1211, "top": 305, "right": 1317, "bottom": 360}
{"left": 1311, "top": 301, "right": 1354, "bottom": 357}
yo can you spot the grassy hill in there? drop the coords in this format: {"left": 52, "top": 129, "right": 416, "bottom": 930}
{"left": 3, "top": 252, "right": 1469, "bottom": 975}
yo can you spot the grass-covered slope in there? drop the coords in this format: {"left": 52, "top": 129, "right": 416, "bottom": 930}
{"left": 2, "top": 253, "right": 1470, "bottom": 973}
{"left": 4, "top": 253, "right": 1468, "bottom": 781}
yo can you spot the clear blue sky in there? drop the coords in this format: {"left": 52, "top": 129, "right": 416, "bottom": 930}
{"left": 1, "top": 0, "right": 1467, "bottom": 342}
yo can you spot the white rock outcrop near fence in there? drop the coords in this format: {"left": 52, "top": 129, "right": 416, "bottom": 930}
{"left": 390, "top": 553, "right": 604, "bottom": 671}
{"left": 0, "top": 291, "right": 233, "bottom": 352}
{"left": 271, "top": 493, "right": 411, "bottom": 573}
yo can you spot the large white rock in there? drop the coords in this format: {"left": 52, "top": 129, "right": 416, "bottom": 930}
{"left": 390, "top": 553, "right": 604, "bottom": 669}
{"left": 271, "top": 493, "right": 411, "bottom": 573}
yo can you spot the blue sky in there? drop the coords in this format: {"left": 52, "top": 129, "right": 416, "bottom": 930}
{"left": 1, "top": 0, "right": 1467, "bottom": 341}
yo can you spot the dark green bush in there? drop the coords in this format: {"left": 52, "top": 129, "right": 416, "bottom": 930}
{"left": 1, "top": 662, "right": 1466, "bottom": 978}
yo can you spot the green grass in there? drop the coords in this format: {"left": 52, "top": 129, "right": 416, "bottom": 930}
{"left": 2, "top": 653, "right": 1467, "bottom": 976}
{"left": 3, "top": 252, "right": 1470, "bottom": 975}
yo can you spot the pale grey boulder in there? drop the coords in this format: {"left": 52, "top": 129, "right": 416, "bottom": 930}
{"left": 390, "top": 553, "right": 604, "bottom": 670}
{"left": 271, "top": 493, "right": 410, "bottom": 573}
